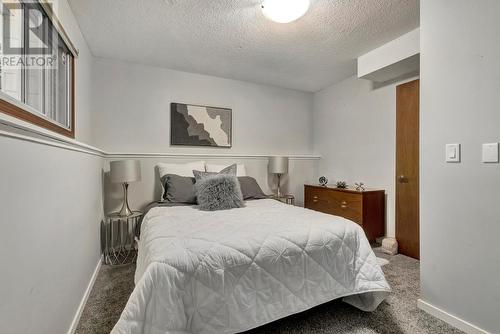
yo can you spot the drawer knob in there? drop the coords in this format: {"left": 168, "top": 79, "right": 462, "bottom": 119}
{"left": 341, "top": 201, "right": 347, "bottom": 209}
{"left": 313, "top": 195, "right": 319, "bottom": 199}
{"left": 312, "top": 199, "right": 318, "bottom": 203}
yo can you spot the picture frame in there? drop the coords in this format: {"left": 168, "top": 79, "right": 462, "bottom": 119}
{"left": 170, "top": 102, "right": 232, "bottom": 148}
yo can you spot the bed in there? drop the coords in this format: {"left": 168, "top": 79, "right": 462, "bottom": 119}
{"left": 112, "top": 199, "right": 390, "bottom": 334}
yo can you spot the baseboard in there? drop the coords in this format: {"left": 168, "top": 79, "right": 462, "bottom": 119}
{"left": 417, "top": 299, "right": 490, "bottom": 334}
{"left": 67, "top": 255, "right": 103, "bottom": 334}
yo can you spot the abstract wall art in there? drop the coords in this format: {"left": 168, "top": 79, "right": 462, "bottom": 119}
{"left": 170, "top": 103, "right": 232, "bottom": 148}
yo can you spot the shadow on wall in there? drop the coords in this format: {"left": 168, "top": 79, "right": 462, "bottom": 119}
{"left": 371, "top": 70, "right": 420, "bottom": 90}
{"left": 103, "top": 170, "right": 121, "bottom": 215}
{"left": 102, "top": 167, "right": 163, "bottom": 214}
{"left": 266, "top": 173, "right": 289, "bottom": 196}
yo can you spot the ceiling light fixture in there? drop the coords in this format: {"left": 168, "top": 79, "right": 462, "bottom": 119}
{"left": 261, "top": 0, "right": 310, "bottom": 23}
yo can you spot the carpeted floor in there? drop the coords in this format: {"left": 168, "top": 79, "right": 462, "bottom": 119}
{"left": 76, "top": 252, "right": 463, "bottom": 334}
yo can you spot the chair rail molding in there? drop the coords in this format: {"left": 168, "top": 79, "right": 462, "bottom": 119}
{"left": 0, "top": 115, "right": 320, "bottom": 160}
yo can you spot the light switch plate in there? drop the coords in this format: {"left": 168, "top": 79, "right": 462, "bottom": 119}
{"left": 446, "top": 143, "right": 460, "bottom": 163}
{"left": 482, "top": 143, "right": 499, "bottom": 163}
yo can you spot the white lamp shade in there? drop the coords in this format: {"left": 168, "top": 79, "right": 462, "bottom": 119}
{"left": 268, "top": 156, "right": 289, "bottom": 174}
{"left": 110, "top": 160, "right": 141, "bottom": 183}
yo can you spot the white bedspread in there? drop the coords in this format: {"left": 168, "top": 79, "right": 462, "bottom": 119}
{"left": 112, "top": 199, "right": 390, "bottom": 334}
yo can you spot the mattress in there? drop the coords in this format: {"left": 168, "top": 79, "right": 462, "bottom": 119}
{"left": 112, "top": 199, "right": 390, "bottom": 334}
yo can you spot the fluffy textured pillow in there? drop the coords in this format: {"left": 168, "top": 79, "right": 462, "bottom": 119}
{"left": 195, "top": 174, "right": 244, "bottom": 211}
{"left": 156, "top": 161, "right": 205, "bottom": 201}
{"left": 193, "top": 163, "right": 236, "bottom": 180}
{"left": 238, "top": 176, "right": 267, "bottom": 200}
{"left": 161, "top": 174, "right": 196, "bottom": 203}
{"left": 206, "top": 163, "right": 247, "bottom": 176}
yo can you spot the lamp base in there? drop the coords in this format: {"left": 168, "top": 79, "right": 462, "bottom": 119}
{"left": 118, "top": 183, "right": 133, "bottom": 216}
{"left": 276, "top": 174, "right": 282, "bottom": 197}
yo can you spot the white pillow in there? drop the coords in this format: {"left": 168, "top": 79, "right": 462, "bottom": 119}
{"left": 206, "top": 163, "right": 247, "bottom": 177}
{"left": 157, "top": 161, "right": 206, "bottom": 178}
{"left": 156, "top": 161, "right": 206, "bottom": 200}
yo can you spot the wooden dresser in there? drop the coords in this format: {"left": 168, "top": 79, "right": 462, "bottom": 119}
{"left": 304, "top": 185, "right": 385, "bottom": 242}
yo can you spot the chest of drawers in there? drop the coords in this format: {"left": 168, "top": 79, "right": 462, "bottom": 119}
{"left": 304, "top": 185, "right": 385, "bottom": 242}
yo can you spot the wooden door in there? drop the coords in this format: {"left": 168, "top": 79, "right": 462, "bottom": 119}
{"left": 396, "top": 80, "right": 420, "bottom": 259}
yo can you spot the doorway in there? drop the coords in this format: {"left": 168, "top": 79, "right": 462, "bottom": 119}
{"left": 395, "top": 79, "right": 420, "bottom": 259}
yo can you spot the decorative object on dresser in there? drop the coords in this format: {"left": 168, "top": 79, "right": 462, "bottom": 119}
{"left": 336, "top": 180, "right": 347, "bottom": 189}
{"left": 170, "top": 103, "right": 232, "bottom": 148}
{"left": 102, "top": 211, "right": 143, "bottom": 266}
{"left": 319, "top": 176, "right": 328, "bottom": 186}
{"left": 268, "top": 156, "right": 289, "bottom": 197}
{"left": 110, "top": 160, "right": 141, "bottom": 216}
{"left": 304, "top": 185, "right": 385, "bottom": 242}
{"left": 354, "top": 182, "right": 365, "bottom": 191}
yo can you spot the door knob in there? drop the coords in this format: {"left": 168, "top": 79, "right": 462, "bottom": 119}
{"left": 399, "top": 175, "right": 409, "bottom": 183}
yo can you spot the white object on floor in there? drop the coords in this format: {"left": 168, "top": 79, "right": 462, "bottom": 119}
{"left": 381, "top": 237, "right": 398, "bottom": 255}
{"left": 113, "top": 199, "right": 390, "bottom": 334}
{"left": 377, "top": 257, "right": 390, "bottom": 267}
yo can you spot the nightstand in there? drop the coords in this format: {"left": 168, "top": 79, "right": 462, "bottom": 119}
{"left": 102, "top": 211, "right": 143, "bottom": 266}
{"left": 269, "top": 194, "right": 295, "bottom": 205}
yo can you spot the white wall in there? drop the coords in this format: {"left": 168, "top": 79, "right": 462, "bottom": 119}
{"left": 358, "top": 28, "right": 420, "bottom": 82}
{"left": 91, "top": 57, "right": 314, "bottom": 155}
{"left": 0, "top": 136, "right": 103, "bottom": 334}
{"left": 420, "top": 1, "right": 500, "bottom": 332}
{"left": 103, "top": 156, "right": 318, "bottom": 213}
{"left": 0, "top": 1, "right": 103, "bottom": 333}
{"left": 92, "top": 58, "right": 318, "bottom": 211}
{"left": 56, "top": 0, "right": 94, "bottom": 144}
{"left": 313, "top": 75, "right": 416, "bottom": 237}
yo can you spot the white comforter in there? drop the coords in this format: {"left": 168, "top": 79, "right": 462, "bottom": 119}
{"left": 113, "top": 199, "right": 390, "bottom": 334}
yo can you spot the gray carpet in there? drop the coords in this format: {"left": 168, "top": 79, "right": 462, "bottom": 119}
{"left": 76, "top": 252, "right": 463, "bottom": 334}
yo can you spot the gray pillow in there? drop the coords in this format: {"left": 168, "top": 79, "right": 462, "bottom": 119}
{"left": 193, "top": 163, "right": 237, "bottom": 180}
{"left": 161, "top": 174, "right": 196, "bottom": 203}
{"left": 238, "top": 176, "right": 267, "bottom": 200}
{"left": 195, "top": 174, "right": 244, "bottom": 211}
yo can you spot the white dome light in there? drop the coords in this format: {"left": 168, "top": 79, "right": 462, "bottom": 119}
{"left": 261, "top": 0, "right": 310, "bottom": 23}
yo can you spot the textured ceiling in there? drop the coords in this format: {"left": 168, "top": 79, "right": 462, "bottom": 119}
{"left": 68, "top": 0, "right": 419, "bottom": 92}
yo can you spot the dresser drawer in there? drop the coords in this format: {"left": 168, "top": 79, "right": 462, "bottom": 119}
{"left": 304, "top": 186, "right": 335, "bottom": 213}
{"left": 327, "top": 191, "right": 362, "bottom": 224}
{"left": 305, "top": 187, "right": 362, "bottom": 224}
{"left": 304, "top": 185, "right": 385, "bottom": 242}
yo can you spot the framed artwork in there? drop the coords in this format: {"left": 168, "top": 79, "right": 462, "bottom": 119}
{"left": 170, "top": 103, "right": 232, "bottom": 148}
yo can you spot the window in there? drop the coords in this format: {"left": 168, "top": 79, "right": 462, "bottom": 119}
{"left": 0, "top": 0, "right": 76, "bottom": 138}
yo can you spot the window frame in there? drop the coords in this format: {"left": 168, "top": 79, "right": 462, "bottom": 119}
{"left": 0, "top": 0, "right": 77, "bottom": 138}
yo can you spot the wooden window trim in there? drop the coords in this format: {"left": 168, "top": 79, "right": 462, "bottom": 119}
{"left": 0, "top": 57, "right": 75, "bottom": 138}
{"left": 0, "top": 1, "right": 77, "bottom": 139}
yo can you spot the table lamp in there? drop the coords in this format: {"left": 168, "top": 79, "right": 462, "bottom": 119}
{"left": 110, "top": 160, "right": 141, "bottom": 216}
{"left": 268, "top": 156, "right": 288, "bottom": 197}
